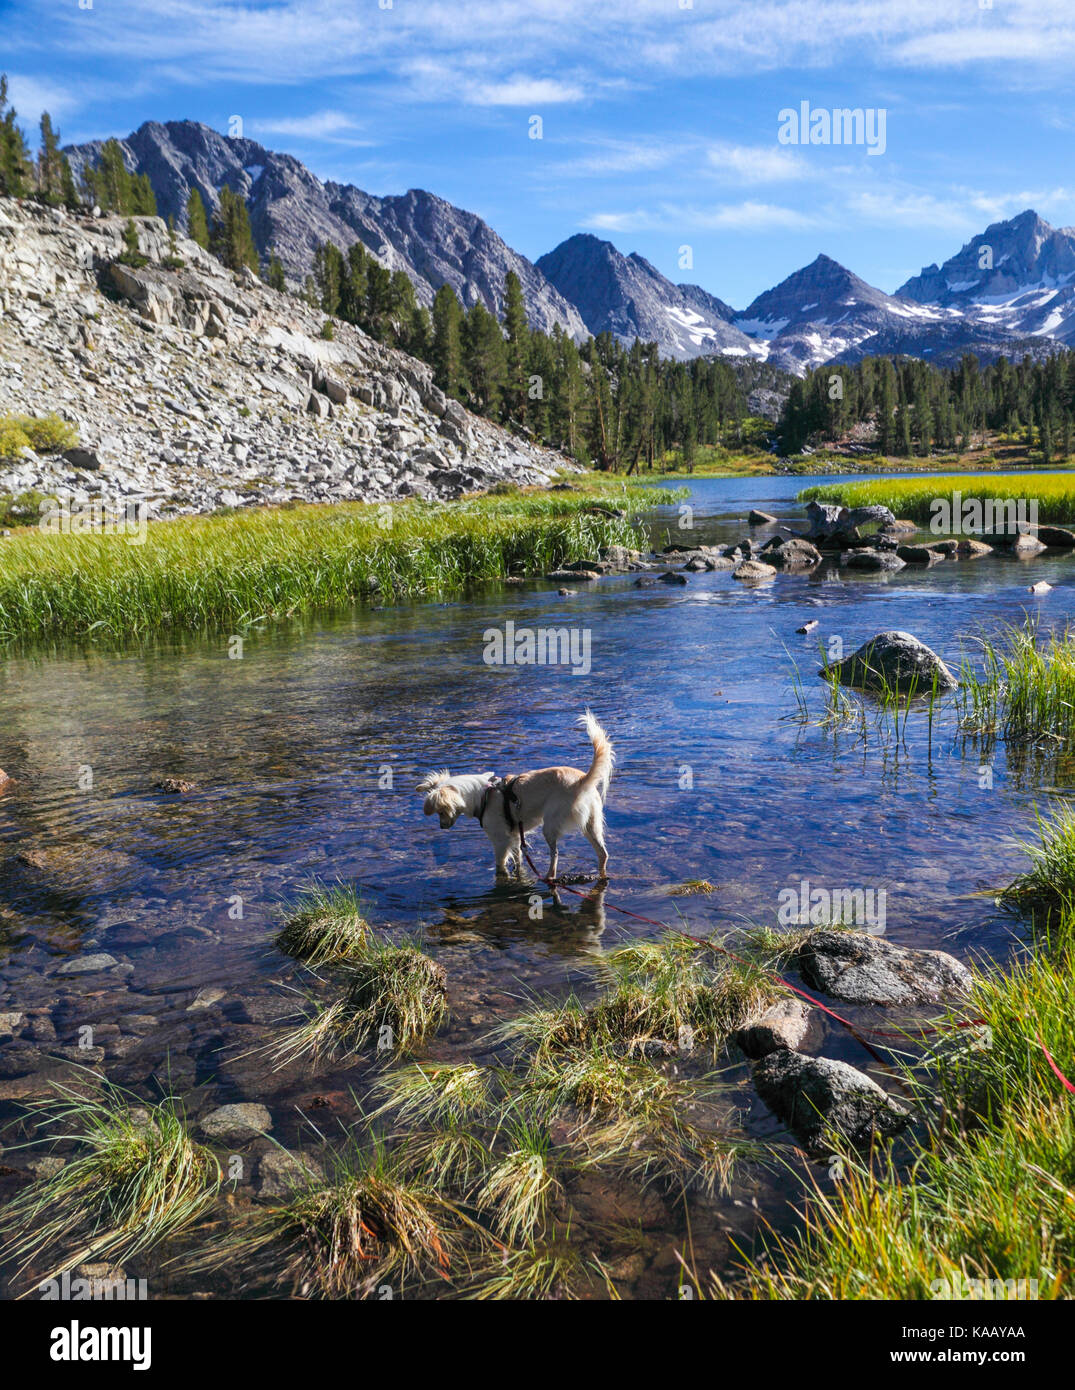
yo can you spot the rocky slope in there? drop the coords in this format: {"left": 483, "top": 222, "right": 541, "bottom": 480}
{"left": 0, "top": 197, "right": 572, "bottom": 519}
{"left": 536, "top": 233, "right": 762, "bottom": 362}
{"left": 64, "top": 121, "right": 588, "bottom": 340}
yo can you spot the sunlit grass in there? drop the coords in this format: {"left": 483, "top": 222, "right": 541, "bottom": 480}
{"left": 274, "top": 878, "right": 370, "bottom": 968}
{"left": 800, "top": 473, "right": 1075, "bottom": 526}
{"left": 0, "top": 1078, "right": 221, "bottom": 1291}
{"left": 0, "top": 477, "right": 656, "bottom": 644}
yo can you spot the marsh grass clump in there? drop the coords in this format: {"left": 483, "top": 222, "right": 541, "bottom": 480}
{"left": 666, "top": 879, "right": 718, "bottom": 897}
{"left": 274, "top": 938, "right": 448, "bottom": 1065}
{"left": 958, "top": 623, "right": 1075, "bottom": 750}
{"left": 477, "top": 1101, "right": 562, "bottom": 1246}
{"left": 274, "top": 878, "right": 369, "bottom": 967}
{"left": 527, "top": 1051, "right": 748, "bottom": 1198}
{"left": 0, "top": 1079, "right": 221, "bottom": 1290}
{"left": 251, "top": 1139, "right": 483, "bottom": 1298}
{"left": 997, "top": 803, "right": 1075, "bottom": 921}
{"left": 504, "top": 938, "right": 782, "bottom": 1063}
{"left": 466, "top": 1239, "right": 593, "bottom": 1300}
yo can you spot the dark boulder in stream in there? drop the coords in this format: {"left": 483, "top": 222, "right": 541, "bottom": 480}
{"left": 799, "top": 928, "right": 972, "bottom": 1005}
{"left": 819, "top": 629, "right": 958, "bottom": 693}
{"left": 753, "top": 1050, "right": 911, "bottom": 1151}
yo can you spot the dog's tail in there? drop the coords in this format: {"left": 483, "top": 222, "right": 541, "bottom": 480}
{"left": 576, "top": 709, "right": 614, "bottom": 802}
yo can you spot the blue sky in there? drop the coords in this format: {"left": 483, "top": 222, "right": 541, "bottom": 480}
{"left": 3, "top": 0, "right": 1075, "bottom": 306}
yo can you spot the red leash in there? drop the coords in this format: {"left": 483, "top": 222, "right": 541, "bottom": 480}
{"left": 518, "top": 836, "right": 1073, "bottom": 1092}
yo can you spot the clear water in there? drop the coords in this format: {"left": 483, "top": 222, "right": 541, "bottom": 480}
{"left": 1, "top": 473, "right": 1070, "bottom": 1294}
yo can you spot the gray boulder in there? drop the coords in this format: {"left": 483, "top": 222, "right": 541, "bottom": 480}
{"left": 753, "top": 1050, "right": 911, "bottom": 1151}
{"left": 799, "top": 929, "right": 972, "bottom": 1005}
{"left": 734, "top": 998, "right": 811, "bottom": 1059}
{"left": 840, "top": 548, "right": 906, "bottom": 572}
{"left": 819, "top": 630, "right": 957, "bottom": 693}
{"left": 765, "top": 537, "right": 822, "bottom": 569}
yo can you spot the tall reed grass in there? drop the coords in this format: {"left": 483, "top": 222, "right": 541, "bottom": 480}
{"left": 0, "top": 480, "right": 648, "bottom": 644}
{"left": 800, "top": 473, "right": 1075, "bottom": 526}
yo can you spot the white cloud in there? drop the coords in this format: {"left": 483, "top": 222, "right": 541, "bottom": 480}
{"left": 252, "top": 109, "right": 370, "bottom": 142}
{"left": 470, "top": 77, "right": 584, "bottom": 106}
{"left": 706, "top": 142, "right": 807, "bottom": 183}
{"left": 585, "top": 200, "right": 818, "bottom": 233}
{"left": 3, "top": 74, "right": 82, "bottom": 124}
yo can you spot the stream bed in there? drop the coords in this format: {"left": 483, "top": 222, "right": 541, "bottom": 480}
{"left": 1, "top": 472, "right": 1071, "bottom": 1297}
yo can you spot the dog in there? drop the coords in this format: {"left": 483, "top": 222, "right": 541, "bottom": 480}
{"left": 416, "top": 710, "right": 613, "bottom": 881}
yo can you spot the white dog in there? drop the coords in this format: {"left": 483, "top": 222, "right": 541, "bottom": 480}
{"left": 417, "top": 711, "right": 613, "bottom": 881}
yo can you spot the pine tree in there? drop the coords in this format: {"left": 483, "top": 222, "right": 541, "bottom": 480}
{"left": 37, "top": 111, "right": 62, "bottom": 204}
{"left": 431, "top": 283, "right": 464, "bottom": 397}
{"left": 209, "top": 185, "right": 258, "bottom": 272}
{"left": 186, "top": 186, "right": 210, "bottom": 248}
{"left": 266, "top": 251, "right": 286, "bottom": 291}
{"left": 501, "top": 270, "right": 530, "bottom": 425}
{"left": 59, "top": 155, "right": 79, "bottom": 210}
{"left": 84, "top": 139, "right": 132, "bottom": 212}
{"left": 0, "top": 75, "right": 32, "bottom": 196}
{"left": 462, "top": 300, "right": 507, "bottom": 417}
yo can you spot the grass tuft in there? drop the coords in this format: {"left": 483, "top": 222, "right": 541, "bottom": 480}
{"left": 274, "top": 878, "right": 370, "bottom": 967}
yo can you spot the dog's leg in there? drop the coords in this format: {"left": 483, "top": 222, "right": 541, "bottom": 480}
{"left": 584, "top": 812, "right": 610, "bottom": 880}
{"left": 543, "top": 825, "right": 559, "bottom": 884}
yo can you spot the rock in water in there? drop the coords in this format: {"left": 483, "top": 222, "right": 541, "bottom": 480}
{"left": 798, "top": 929, "right": 972, "bottom": 1004}
{"left": 748, "top": 509, "right": 777, "bottom": 526}
{"left": 734, "top": 998, "right": 811, "bottom": 1059}
{"left": 764, "top": 537, "right": 822, "bottom": 568}
{"left": 819, "top": 630, "right": 957, "bottom": 693}
{"left": 753, "top": 1051, "right": 911, "bottom": 1151}
{"left": 732, "top": 559, "right": 777, "bottom": 583}
{"left": 200, "top": 1103, "right": 273, "bottom": 1142}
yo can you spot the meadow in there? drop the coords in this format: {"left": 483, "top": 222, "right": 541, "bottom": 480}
{"left": 0, "top": 478, "right": 652, "bottom": 645}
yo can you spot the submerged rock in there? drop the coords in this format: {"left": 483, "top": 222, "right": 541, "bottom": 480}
{"left": 819, "top": 630, "right": 957, "bottom": 694}
{"left": 748, "top": 509, "right": 777, "bottom": 526}
{"left": 200, "top": 1102, "right": 273, "bottom": 1142}
{"left": 798, "top": 928, "right": 972, "bottom": 1004}
{"left": 257, "top": 1148, "right": 324, "bottom": 1197}
{"left": 840, "top": 548, "right": 906, "bottom": 572}
{"left": 896, "top": 544, "right": 945, "bottom": 567}
{"left": 753, "top": 1050, "right": 911, "bottom": 1151}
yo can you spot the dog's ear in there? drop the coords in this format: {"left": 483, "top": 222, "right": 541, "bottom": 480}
{"left": 415, "top": 769, "right": 450, "bottom": 794}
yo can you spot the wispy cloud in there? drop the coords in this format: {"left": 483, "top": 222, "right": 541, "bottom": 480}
{"left": 470, "top": 77, "right": 584, "bottom": 106}
{"left": 585, "top": 200, "right": 819, "bottom": 234}
{"left": 251, "top": 109, "right": 372, "bottom": 143}
{"left": 706, "top": 142, "right": 807, "bottom": 183}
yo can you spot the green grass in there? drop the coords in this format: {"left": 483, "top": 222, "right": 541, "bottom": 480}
{"left": 998, "top": 803, "right": 1075, "bottom": 920}
{"left": 274, "top": 937, "right": 448, "bottom": 1064}
{"left": 0, "top": 1078, "right": 221, "bottom": 1292}
{"left": 715, "top": 831, "right": 1075, "bottom": 1301}
{"left": 274, "top": 878, "right": 370, "bottom": 968}
{"left": 958, "top": 624, "right": 1075, "bottom": 751}
{"left": 800, "top": 472, "right": 1075, "bottom": 526}
{"left": 500, "top": 937, "right": 783, "bottom": 1064}
{"left": 0, "top": 476, "right": 655, "bottom": 645}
